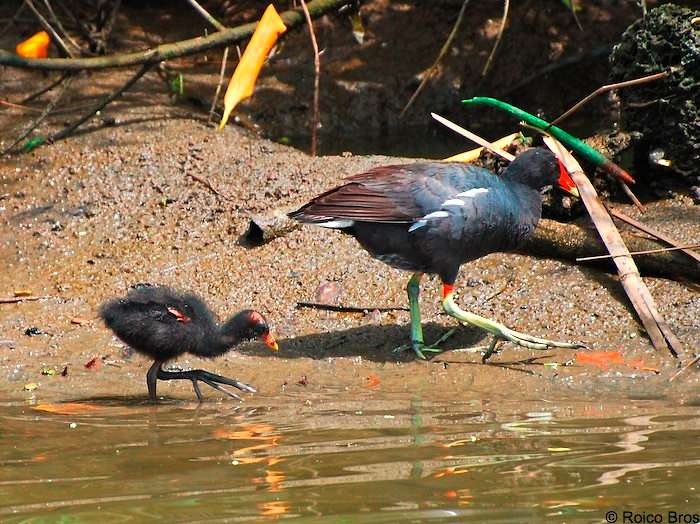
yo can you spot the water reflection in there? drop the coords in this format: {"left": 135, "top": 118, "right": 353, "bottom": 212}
{"left": 0, "top": 395, "right": 697, "bottom": 522}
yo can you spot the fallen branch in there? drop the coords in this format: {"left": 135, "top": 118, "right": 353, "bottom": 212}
{"left": 243, "top": 208, "right": 301, "bottom": 245}
{"left": 300, "top": 0, "right": 321, "bottom": 156}
{"left": 0, "top": 0, "right": 350, "bottom": 70}
{"left": 545, "top": 137, "right": 682, "bottom": 357}
{"left": 297, "top": 302, "right": 409, "bottom": 313}
{"left": 444, "top": 132, "right": 519, "bottom": 162}
{"left": 399, "top": 0, "right": 470, "bottom": 117}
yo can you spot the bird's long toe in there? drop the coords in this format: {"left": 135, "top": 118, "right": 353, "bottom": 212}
{"left": 498, "top": 327, "right": 583, "bottom": 350}
{"left": 196, "top": 370, "right": 257, "bottom": 393}
{"left": 198, "top": 377, "right": 243, "bottom": 400}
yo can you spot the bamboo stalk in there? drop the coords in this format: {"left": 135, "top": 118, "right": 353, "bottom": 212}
{"left": 544, "top": 137, "right": 682, "bottom": 357}
{"left": 431, "top": 113, "right": 515, "bottom": 161}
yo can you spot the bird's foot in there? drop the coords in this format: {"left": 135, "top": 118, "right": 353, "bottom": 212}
{"left": 441, "top": 294, "right": 585, "bottom": 353}
{"left": 489, "top": 324, "right": 584, "bottom": 351}
{"left": 157, "top": 367, "right": 256, "bottom": 402}
{"left": 392, "top": 328, "right": 457, "bottom": 360}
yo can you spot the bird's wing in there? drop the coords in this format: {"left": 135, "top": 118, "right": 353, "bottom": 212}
{"left": 290, "top": 165, "right": 433, "bottom": 223}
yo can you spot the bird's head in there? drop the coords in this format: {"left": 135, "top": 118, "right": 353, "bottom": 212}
{"left": 235, "top": 310, "right": 278, "bottom": 351}
{"left": 505, "top": 148, "right": 578, "bottom": 197}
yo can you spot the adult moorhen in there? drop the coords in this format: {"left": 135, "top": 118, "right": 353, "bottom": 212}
{"left": 289, "top": 148, "right": 584, "bottom": 359}
{"left": 100, "top": 285, "right": 278, "bottom": 401}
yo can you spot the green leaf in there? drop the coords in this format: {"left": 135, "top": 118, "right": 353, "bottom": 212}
{"left": 21, "top": 136, "right": 46, "bottom": 153}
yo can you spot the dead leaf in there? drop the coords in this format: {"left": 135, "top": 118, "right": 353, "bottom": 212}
{"left": 219, "top": 4, "right": 287, "bottom": 128}
{"left": 16, "top": 31, "right": 50, "bottom": 59}
{"left": 71, "top": 317, "right": 90, "bottom": 326}
{"left": 444, "top": 132, "right": 520, "bottom": 163}
{"left": 575, "top": 351, "right": 625, "bottom": 370}
{"left": 34, "top": 402, "right": 101, "bottom": 415}
{"left": 365, "top": 374, "right": 381, "bottom": 389}
{"left": 14, "top": 290, "right": 33, "bottom": 297}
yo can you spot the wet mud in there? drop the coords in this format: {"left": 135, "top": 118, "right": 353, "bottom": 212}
{"left": 0, "top": 117, "right": 698, "bottom": 407}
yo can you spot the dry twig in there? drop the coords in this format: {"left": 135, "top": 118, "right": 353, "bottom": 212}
{"left": 669, "top": 354, "right": 700, "bottom": 382}
{"left": 297, "top": 302, "right": 409, "bottom": 313}
{"left": 41, "top": 0, "right": 81, "bottom": 54}
{"left": 49, "top": 64, "right": 150, "bottom": 143}
{"left": 525, "top": 219, "right": 700, "bottom": 282}
{"left": 481, "top": 0, "right": 509, "bottom": 77}
{"left": 431, "top": 113, "right": 515, "bottom": 161}
{"left": 549, "top": 70, "right": 672, "bottom": 127}
{"left": 23, "top": 0, "right": 74, "bottom": 57}
{"left": 209, "top": 47, "right": 229, "bottom": 123}
{"left": 399, "top": 0, "right": 470, "bottom": 117}
{"left": 576, "top": 244, "right": 700, "bottom": 262}
{"left": 609, "top": 208, "right": 700, "bottom": 265}
{"left": 0, "top": 3, "right": 25, "bottom": 39}
{"left": 300, "top": 0, "right": 321, "bottom": 156}
{"left": 20, "top": 72, "right": 71, "bottom": 104}
{"left": 186, "top": 173, "right": 228, "bottom": 199}
{"left": 2, "top": 74, "right": 75, "bottom": 156}
{"left": 186, "top": 0, "right": 227, "bottom": 31}
{"left": 0, "top": 0, "right": 350, "bottom": 70}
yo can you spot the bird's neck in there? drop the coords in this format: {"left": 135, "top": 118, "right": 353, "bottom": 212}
{"left": 200, "top": 312, "right": 250, "bottom": 358}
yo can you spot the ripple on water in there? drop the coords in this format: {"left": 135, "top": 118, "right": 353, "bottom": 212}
{"left": 0, "top": 394, "right": 698, "bottom": 522}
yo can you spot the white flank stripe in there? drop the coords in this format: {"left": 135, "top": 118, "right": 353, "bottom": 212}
{"left": 408, "top": 220, "right": 427, "bottom": 233}
{"left": 442, "top": 198, "right": 465, "bottom": 207}
{"left": 456, "top": 188, "right": 489, "bottom": 198}
{"left": 318, "top": 219, "right": 354, "bottom": 228}
{"left": 422, "top": 211, "right": 450, "bottom": 220}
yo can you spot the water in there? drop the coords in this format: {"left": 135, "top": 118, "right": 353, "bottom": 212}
{"left": 1, "top": 393, "right": 698, "bottom": 523}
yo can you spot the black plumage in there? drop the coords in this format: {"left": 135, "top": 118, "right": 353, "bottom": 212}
{"left": 290, "top": 148, "right": 582, "bottom": 359}
{"left": 100, "top": 285, "right": 278, "bottom": 401}
{"left": 290, "top": 148, "right": 558, "bottom": 284}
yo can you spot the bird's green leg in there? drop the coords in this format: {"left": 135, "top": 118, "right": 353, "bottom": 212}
{"left": 394, "top": 273, "right": 457, "bottom": 359}
{"left": 441, "top": 285, "right": 585, "bottom": 353}
{"left": 407, "top": 273, "right": 425, "bottom": 355}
